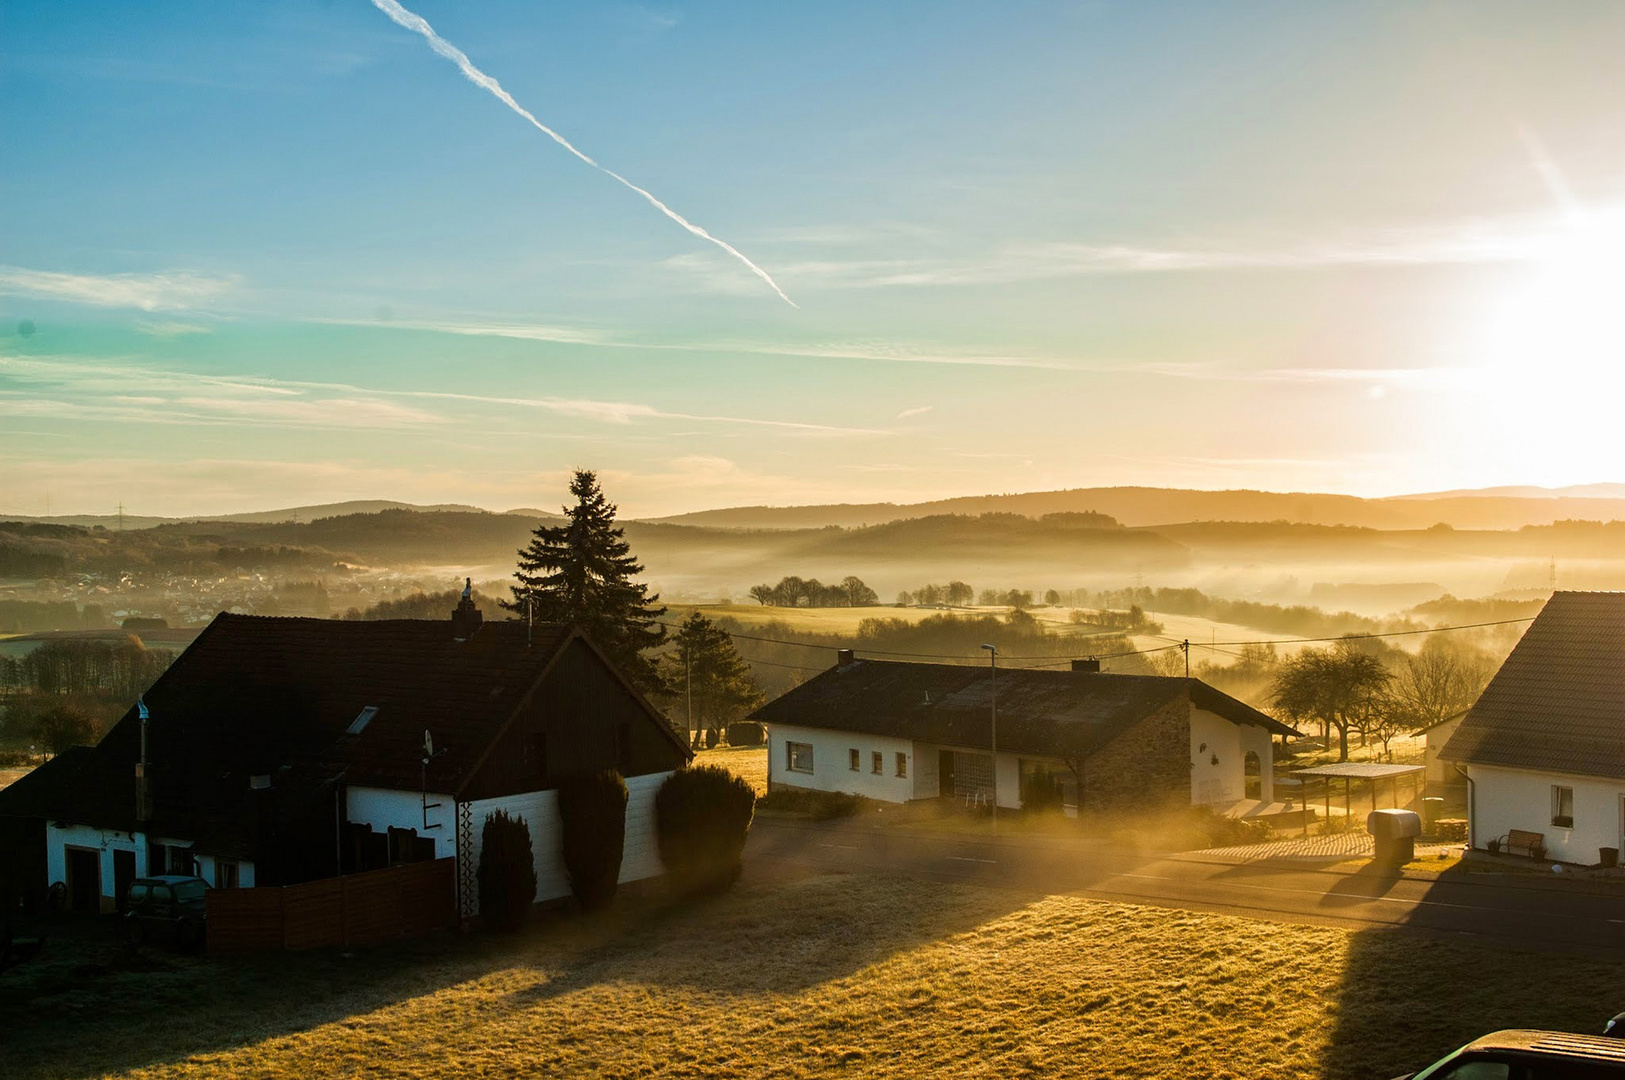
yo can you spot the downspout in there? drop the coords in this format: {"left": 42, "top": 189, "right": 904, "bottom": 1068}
{"left": 1452, "top": 763, "right": 1475, "bottom": 851}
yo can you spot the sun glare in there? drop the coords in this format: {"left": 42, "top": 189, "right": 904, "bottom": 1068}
{"left": 1470, "top": 204, "right": 1625, "bottom": 480}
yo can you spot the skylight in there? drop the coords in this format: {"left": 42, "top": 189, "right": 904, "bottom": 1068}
{"left": 347, "top": 706, "right": 379, "bottom": 735}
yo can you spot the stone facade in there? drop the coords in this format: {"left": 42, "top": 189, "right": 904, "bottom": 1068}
{"left": 1079, "top": 693, "right": 1192, "bottom": 812}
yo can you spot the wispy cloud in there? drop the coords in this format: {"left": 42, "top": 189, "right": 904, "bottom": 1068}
{"left": 895, "top": 405, "right": 933, "bottom": 419}
{"left": 369, "top": 0, "right": 796, "bottom": 307}
{"left": 136, "top": 319, "right": 214, "bottom": 338}
{"left": 0, "top": 266, "right": 239, "bottom": 312}
{"left": 0, "top": 354, "right": 887, "bottom": 438}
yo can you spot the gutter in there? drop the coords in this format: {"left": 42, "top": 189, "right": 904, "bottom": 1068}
{"left": 1452, "top": 762, "right": 1475, "bottom": 850}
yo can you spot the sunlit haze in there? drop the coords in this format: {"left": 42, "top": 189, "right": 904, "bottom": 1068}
{"left": 3, "top": 1, "right": 1624, "bottom": 517}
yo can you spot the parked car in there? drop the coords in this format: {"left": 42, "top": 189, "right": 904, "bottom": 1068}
{"left": 1394, "top": 1029, "right": 1625, "bottom": 1078}
{"left": 123, "top": 875, "right": 207, "bottom": 950}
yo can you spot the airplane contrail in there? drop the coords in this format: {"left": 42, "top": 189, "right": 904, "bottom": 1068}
{"left": 369, "top": 0, "right": 797, "bottom": 308}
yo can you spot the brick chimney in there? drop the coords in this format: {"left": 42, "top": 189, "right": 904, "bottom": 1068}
{"left": 451, "top": 577, "right": 483, "bottom": 642}
{"left": 836, "top": 648, "right": 855, "bottom": 667}
{"left": 1071, "top": 658, "right": 1101, "bottom": 673}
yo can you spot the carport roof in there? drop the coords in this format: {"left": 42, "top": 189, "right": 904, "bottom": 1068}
{"left": 1290, "top": 763, "right": 1424, "bottom": 779}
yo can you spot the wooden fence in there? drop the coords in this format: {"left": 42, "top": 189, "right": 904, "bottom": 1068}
{"left": 206, "top": 858, "right": 457, "bottom": 951}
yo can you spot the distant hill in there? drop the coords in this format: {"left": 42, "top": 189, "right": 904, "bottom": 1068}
{"left": 1390, "top": 483, "right": 1625, "bottom": 501}
{"left": 642, "top": 486, "right": 1625, "bottom": 532}
{"left": 0, "top": 500, "right": 520, "bottom": 530}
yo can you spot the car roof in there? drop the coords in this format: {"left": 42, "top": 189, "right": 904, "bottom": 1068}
{"left": 133, "top": 875, "right": 206, "bottom": 886}
{"left": 1463, "top": 1030, "right": 1625, "bottom": 1062}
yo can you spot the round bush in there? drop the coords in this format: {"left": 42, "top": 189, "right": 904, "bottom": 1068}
{"left": 476, "top": 810, "right": 536, "bottom": 932}
{"left": 655, "top": 765, "right": 756, "bottom": 891}
{"left": 557, "top": 770, "right": 628, "bottom": 911}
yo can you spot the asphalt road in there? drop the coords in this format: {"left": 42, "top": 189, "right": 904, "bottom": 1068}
{"left": 747, "top": 817, "right": 1625, "bottom": 956}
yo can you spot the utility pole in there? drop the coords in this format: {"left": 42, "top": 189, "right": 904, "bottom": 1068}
{"left": 980, "top": 643, "right": 998, "bottom": 833}
{"left": 1183, "top": 639, "right": 1190, "bottom": 677}
{"left": 116, "top": 502, "right": 125, "bottom": 531}
{"left": 685, "top": 649, "right": 694, "bottom": 750}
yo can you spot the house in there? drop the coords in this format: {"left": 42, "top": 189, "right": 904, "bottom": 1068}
{"left": 1439, "top": 590, "right": 1625, "bottom": 864}
{"left": 0, "top": 594, "right": 691, "bottom": 917}
{"left": 753, "top": 652, "right": 1297, "bottom": 813}
{"left": 1413, "top": 710, "right": 1469, "bottom": 789}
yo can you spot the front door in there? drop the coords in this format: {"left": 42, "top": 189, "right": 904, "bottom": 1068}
{"left": 113, "top": 849, "right": 136, "bottom": 912}
{"left": 65, "top": 847, "right": 100, "bottom": 914}
{"left": 939, "top": 750, "right": 956, "bottom": 797}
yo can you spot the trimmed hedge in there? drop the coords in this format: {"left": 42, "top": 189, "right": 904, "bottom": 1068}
{"left": 755, "top": 787, "right": 862, "bottom": 821}
{"left": 655, "top": 765, "right": 756, "bottom": 891}
{"left": 476, "top": 810, "right": 536, "bottom": 931}
{"left": 557, "top": 769, "right": 629, "bottom": 911}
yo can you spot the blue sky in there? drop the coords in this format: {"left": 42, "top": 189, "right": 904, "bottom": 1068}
{"left": 3, "top": 1, "right": 1623, "bottom": 517}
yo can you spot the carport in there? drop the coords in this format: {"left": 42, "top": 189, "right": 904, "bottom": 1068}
{"left": 1291, "top": 762, "right": 1424, "bottom": 837}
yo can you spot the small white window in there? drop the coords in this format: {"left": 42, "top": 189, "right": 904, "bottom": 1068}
{"left": 848, "top": 748, "right": 860, "bottom": 771}
{"left": 871, "top": 751, "right": 883, "bottom": 775}
{"left": 347, "top": 706, "right": 379, "bottom": 735}
{"left": 786, "top": 741, "right": 814, "bottom": 774}
{"left": 895, "top": 752, "right": 908, "bottom": 778}
{"left": 1552, "top": 785, "right": 1574, "bottom": 828}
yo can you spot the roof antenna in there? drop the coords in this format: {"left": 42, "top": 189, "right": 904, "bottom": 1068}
{"left": 526, "top": 594, "right": 533, "bottom": 649}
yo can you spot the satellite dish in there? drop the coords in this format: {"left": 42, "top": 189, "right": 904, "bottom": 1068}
{"left": 423, "top": 730, "right": 434, "bottom": 758}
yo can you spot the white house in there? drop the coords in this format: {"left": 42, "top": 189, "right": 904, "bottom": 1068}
{"left": 756, "top": 652, "right": 1296, "bottom": 814}
{"left": 1440, "top": 591, "right": 1625, "bottom": 865}
{"left": 0, "top": 596, "right": 691, "bottom": 917}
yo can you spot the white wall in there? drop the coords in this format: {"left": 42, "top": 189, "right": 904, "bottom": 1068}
{"left": 347, "top": 785, "right": 458, "bottom": 860}
{"left": 461, "top": 769, "right": 675, "bottom": 908}
{"left": 1190, "top": 708, "right": 1245, "bottom": 806}
{"left": 1425, "top": 718, "right": 1466, "bottom": 786}
{"left": 767, "top": 723, "right": 916, "bottom": 803}
{"left": 1467, "top": 763, "right": 1625, "bottom": 864}
{"left": 193, "top": 854, "right": 257, "bottom": 889}
{"left": 46, "top": 823, "right": 145, "bottom": 911}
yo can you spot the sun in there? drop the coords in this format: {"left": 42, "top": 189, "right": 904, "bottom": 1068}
{"left": 1466, "top": 204, "right": 1625, "bottom": 483}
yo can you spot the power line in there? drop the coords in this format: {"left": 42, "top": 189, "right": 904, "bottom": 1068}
{"left": 1204, "top": 616, "right": 1535, "bottom": 649}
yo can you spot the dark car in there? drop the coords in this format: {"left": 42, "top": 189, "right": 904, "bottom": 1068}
{"left": 123, "top": 875, "right": 207, "bottom": 950}
{"left": 1396, "top": 1029, "right": 1625, "bottom": 1079}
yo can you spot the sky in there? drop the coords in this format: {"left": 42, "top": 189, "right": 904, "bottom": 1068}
{"left": 2, "top": 1, "right": 1623, "bottom": 519}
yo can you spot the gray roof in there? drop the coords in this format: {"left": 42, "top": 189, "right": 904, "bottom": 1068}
{"left": 751, "top": 659, "right": 1295, "bottom": 759}
{"left": 1438, "top": 591, "right": 1625, "bottom": 778}
{"left": 1291, "top": 762, "right": 1424, "bottom": 779}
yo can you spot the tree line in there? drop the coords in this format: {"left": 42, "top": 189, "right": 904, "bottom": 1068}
{"left": 747, "top": 575, "right": 880, "bottom": 608}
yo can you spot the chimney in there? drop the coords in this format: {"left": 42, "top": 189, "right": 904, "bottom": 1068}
{"left": 1071, "top": 658, "right": 1101, "bottom": 674}
{"left": 451, "top": 576, "right": 483, "bottom": 642}
{"left": 836, "top": 648, "right": 855, "bottom": 668}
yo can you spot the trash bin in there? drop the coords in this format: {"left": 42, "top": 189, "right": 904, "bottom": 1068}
{"left": 1368, "top": 808, "right": 1422, "bottom": 865}
{"left": 1601, "top": 847, "right": 1619, "bottom": 869}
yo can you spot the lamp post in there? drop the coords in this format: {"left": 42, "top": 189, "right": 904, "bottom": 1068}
{"left": 980, "top": 643, "right": 998, "bottom": 831}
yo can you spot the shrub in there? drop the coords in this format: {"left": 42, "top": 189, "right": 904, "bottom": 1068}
{"left": 476, "top": 810, "right": 536, "bottom": 931}
{"left": 755, "top": 787, "right": 863, "bottom": 821}
{"left": 655, "top": 765, "right": 756, "bottom": 891}
{"left": 557, "top": 770, "right": 628, "bottom": 911}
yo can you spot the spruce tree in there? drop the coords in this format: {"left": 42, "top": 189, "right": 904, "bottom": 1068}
{"left": 507, "top": 470, "right": 666, "bottom": 691}
{"left": 656, "top": 611, "right": 765, "bottom": 745}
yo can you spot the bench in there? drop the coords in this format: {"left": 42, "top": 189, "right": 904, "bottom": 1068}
{"left": 1499, "top": 829, "right": 1546, "bottom": 860}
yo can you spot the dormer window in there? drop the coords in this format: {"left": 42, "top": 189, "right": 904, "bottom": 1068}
{"left": 347, "top": 706, "right": 379, "bottom": 735}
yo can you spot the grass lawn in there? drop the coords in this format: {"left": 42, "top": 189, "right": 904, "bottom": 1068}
{"left": 6, "top": 867, "right": 1619, "bottom": 1080}
{"left": 694, "top": 743, "right": 769, "bottom": 796}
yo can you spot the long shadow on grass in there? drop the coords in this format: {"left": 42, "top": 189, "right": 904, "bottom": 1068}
{"left": 1314, "top": 871, "right": 1625, "bottom": 1080}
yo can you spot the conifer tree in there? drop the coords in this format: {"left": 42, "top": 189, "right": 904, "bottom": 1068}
{"left": 507, "top": 470, "right": 666, "bottom": 691}
{"left": 657, "top": 611, "right": 765, "bottom": 745}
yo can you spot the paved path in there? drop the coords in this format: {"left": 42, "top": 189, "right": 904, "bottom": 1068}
{"left": 747, "top": 817, "right": 1625, "bottom": 957}
{"left": 1190, "top": 832, "right": 1453, "bottom": 863}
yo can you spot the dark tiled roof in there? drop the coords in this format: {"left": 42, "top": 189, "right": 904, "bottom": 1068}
{"left": 0, "top": 613, "right": 576, "bottom": 839}
{"left": 750, "top": 659, "right": 1293, "bottom": 757}
{"left": 1439, "top": 592, "right": 1625, "bottom": 778}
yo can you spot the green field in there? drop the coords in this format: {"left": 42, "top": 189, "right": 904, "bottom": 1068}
{"left": 5, "top": 867, "right": 1616, "bottom": 1080}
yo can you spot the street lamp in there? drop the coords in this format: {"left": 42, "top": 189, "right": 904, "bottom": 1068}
{"left": 980, "top": 643, "right": 997, "bottom": 831}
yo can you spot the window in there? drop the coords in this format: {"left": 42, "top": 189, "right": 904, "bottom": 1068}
{"left": 786, "top": 741, "right": 814, "bottom": 774}
{"left": 871, "top": 751, "right": 883, "bottom": 775}
{"left": 346, "top": 705, "right": 379, "bottom": 735}
{"left": 895, "top": 752, "right": 908, "bottom": 778}
{"left": 215, "top": 860, "right": 238, "bottom": 889}
{"left": 1552, "top": 785, "right": 1575, "bottom": 828}
{"left": 848, "top": 748, "right": 860, "bottom": 771}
